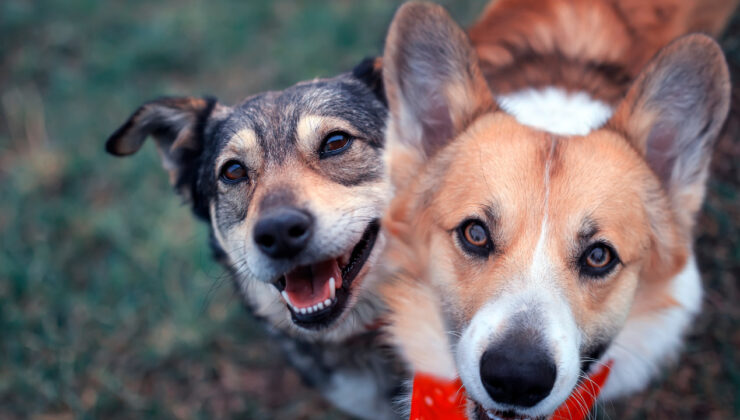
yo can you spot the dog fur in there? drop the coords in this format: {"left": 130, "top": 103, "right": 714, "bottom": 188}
{"left": 381, "top": 2, "right": 731, "bottom": 419}
{"left": 106, "top": 59, "right": 404, "bottom": 419}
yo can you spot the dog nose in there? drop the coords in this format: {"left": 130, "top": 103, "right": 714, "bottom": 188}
{"left": 479, "top": 334, "right": 557, "bottom": 408}
{"left": 253, "top": 207, "right": 313, "bottom": 258}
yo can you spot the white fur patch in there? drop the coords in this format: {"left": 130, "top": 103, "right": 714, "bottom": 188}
{"left": 497, "top": 87, "right": 613, "bottom": 136}
{"left": 600, "top": 256, "right": 703, "bottom": 400}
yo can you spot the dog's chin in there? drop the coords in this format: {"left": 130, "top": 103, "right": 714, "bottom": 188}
{"left": 272, "top": 220, "right": 380, "bottom": 331}
{"left": 472, "top": 403, "right": 549, "bottom": 420}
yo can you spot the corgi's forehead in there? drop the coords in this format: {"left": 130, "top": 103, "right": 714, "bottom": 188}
{"left": 432, "top": 113, "right": 654, "bottom": 254}
{"left": 432, "top": 113, "right": 551, "bottom": 215}
{"left": 215, "top": 74, "right": 387, "bottom": 159}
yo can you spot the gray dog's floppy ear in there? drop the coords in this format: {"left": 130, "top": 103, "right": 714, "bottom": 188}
{"left": 106, "top": 96, "right": 230, "bottom": 201}
{"left": 608, "top": 34, "right": 730, "bottom": 231}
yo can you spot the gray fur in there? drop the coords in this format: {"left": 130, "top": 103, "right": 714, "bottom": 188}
{"left": 107, "top": 64, "right": 403, "bottom": 419}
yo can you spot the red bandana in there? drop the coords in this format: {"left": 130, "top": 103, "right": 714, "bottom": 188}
{"left": 409, "top": 361, "right": 612, "bottom": 420}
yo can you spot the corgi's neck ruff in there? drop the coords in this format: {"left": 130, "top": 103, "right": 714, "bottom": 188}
{"left": 497, "top": 87, "right": 613, "bottom": 136}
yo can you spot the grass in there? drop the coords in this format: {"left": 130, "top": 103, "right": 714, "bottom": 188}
{"left": 0, "top": 1, "right": 737, "bottom": 419}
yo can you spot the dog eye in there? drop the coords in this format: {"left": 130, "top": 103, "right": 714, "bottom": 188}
{"left": 457, "top": 219, "right": 493, "bottom": 257}
{"left": 319, "top": 131, "right": 353, "bottom": 158}
{"left": 220, "top": 160, "right": 248, "bottom": 183}
{"left": 579, "top": 243, "right": 619, "bottom": 277}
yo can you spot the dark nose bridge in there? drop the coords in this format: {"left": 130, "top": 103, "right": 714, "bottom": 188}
{"left": 259, "top": 186, "right": 297, "bottom": 213}
{"left": 479, "top": 317, "right": 557, "bottom": 408}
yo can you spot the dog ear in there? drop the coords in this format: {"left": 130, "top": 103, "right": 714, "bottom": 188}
{"left": 352, "top": 56, "right": 386, "bottom": 105}
{"left": 106, "top": 96, "right": 230, "bottom": 201}
{"left": 608, "top": 34, "right": 730, "bottom": 230}
{"left": 382, "top": 2, "right": 494, "bottom": 160}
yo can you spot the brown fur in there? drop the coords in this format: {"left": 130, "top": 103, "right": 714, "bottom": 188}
{"left": 381, "top": 1, "right": 731, "bottom": 415}
{"left": 470, "top": 0, "right": 738, "bottom": 103}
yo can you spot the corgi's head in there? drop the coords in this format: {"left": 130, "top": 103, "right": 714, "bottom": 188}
{"left": 107, "top": 59, "right": 390, "bottom": 338}
{"left": 383, "top": 3, "right": 729, "bottom": 418}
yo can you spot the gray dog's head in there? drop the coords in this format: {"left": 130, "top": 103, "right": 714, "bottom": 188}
{"left": 107, "top": 59, "right": 390, "bottom": 338}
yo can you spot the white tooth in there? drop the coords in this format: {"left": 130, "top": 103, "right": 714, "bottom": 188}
{"left": 281, "top": 291, "right": 292, "bottom": 306}
{"left": 300, "top": 308, "right": 307, "bottom": 315}
{"left": 330, "top": 277, "right": 336, "bottom": 299}
{"left": 318, "top": 302, "right": 324, "bottom": 310}
{"left": 324, "top": 299, "right": 332, "bottom": 306}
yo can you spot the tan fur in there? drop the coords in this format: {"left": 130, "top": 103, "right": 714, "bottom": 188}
{"left": 219, "top": 128, "right": 261, "bottom": 173}
{"left": 380, "top": 277, "right": 457, "bottom": 379}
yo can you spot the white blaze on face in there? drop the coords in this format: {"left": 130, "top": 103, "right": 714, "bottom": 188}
{"left": 497, "top": 87, "right": 613, "bottom": 136}
{"left": 456, "top": 139, "right": 582, "bottom": 417}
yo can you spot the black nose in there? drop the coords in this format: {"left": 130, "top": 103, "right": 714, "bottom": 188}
{"left": 253, "top": 207, "right": 313, "bottom": 259}
{"left": 479, "top": 334, "right": 557, "bottom": 408}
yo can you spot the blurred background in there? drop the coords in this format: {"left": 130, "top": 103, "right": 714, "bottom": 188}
{"left": 0, "top": 1, "right": 737, "bottom": 419}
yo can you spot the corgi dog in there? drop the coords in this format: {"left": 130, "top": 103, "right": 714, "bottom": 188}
{"left": 106, "top": 59, "right": 404, "bottom": 419}
{"left": 380, "top": 2, "right": 731, "bottom": 419}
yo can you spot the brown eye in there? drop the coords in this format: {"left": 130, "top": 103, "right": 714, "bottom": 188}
{"left": 579, "top": 243, "right": 619, "bottom": 278}
{"left": 319, "top": 132, "right": 353, "bottom": 158}
{"left": 586, "top": 246, "right": 611, "bottom": 268}
{"left": 457, "top": 219, "right": 493, "bottom": 257}
{"left": 464, "top": 222, "right": 488, "bottom": 246}
{"left": 220, "top": 161, "right": 248, "bottom": 183}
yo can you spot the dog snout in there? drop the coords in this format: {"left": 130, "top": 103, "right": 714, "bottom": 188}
{"left": 253, "top": 206, "right": 313, "bottom": 258}
{"left": 479, "top": 332, "right": 557, "bottom": 408}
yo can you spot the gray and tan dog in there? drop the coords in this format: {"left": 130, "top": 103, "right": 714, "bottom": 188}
{"left": 106, "top": 59, "right": 403, "bottom": 419}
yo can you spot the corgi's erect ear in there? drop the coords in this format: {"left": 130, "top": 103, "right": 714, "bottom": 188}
{"left": 608, "top": 34, "right": 730, "bottom": 229}
{"left": 106, "top": 96, "right": 231, "bottom": 200}
{"left": 383, "top": 2, "right": 494, "bottom": 159}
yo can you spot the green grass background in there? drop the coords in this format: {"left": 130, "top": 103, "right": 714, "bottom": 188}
{"left": 0, "top": 1, "right": 737, "bottom": 419}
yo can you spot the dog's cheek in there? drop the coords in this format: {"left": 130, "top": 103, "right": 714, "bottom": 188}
{"left": 571, "top": 265, "right": 641, "bottom": 350}
{"left": 209, "top": 183, "right": 256, "bottom": 256}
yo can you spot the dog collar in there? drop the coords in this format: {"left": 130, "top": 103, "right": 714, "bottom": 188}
{"left": 409, "top": 361, "right": 612, "bottom": 420}
{"left": 410, "top": 373, "right": 467, "bottom": 420}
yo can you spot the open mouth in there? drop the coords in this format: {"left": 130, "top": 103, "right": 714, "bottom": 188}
{"left": 274, "top": 220, "right": 380, "bottom": 329}
{"left": 474, "top": 404, "right": 544, "bottom": 420}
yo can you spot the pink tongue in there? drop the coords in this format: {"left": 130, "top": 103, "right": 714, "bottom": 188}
{"left": 284, "top": 259, "right": 342, "bottom": 308}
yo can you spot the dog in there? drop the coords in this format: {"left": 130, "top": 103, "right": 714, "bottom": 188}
{"left": 380, "top": 2, "right": 732, "bottom": 419}
{"left": 106, "top": 58, "right": 404, "bottom": 419}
